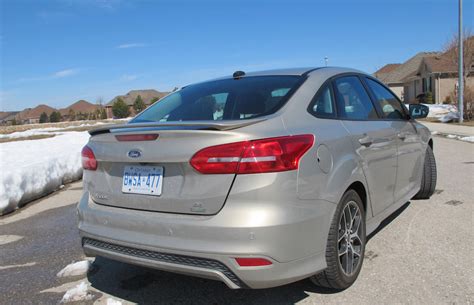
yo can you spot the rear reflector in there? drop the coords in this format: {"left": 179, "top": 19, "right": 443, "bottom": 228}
{"left": 81, "top": 145, "right": 97, "bottom": 170}
{"left": 235, "top": 257, "right": 273, "bottom": 267}
{"left": 190, "top": 134, "right": 314, "bottom": 174}
{"left": 115, "top": 134, "right": 159, "bottom": 141}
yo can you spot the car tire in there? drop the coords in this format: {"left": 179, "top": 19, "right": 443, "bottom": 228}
{"left": 412, "top": 145, "right": 437, "bottom": 200}
{"left": 310, "top": 189, "right": 366, "bottom": 290}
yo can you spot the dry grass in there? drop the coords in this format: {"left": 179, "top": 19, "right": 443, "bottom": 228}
{"left": 0, "top": 134, "right": 56, "bottom": 143}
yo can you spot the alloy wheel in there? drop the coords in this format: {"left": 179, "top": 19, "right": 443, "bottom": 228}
{"left": 337, "top": 200, "right": 363, "bottom": 276}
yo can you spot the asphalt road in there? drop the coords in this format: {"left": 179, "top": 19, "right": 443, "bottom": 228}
{"left": 1, "top": 136, "right": 473, "bottom": 305}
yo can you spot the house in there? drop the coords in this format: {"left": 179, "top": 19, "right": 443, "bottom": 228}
{"left": 15, "top": 104, "right": 56, "bottom": 124}
{"left": 375, "top": 36, "right": 474, "bottom": 104}
{"left": 404, "top": 52, "right": 474, "bottom": 104}
{"left": 59, "top": 100, "right": 101, "bottom": 120}
{"left": 105, "top": 89, "right": 169, "bottom": 118}
{"left": 374, "top": 52, "right": 440, "bottom": 102}
{"left": 0, "top": 111, "right": 19, "bottom": 125}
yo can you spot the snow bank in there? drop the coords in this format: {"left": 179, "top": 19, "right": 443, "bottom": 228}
{"left": 423, "top": 104, "right": 460, "bottom": 122}
{"left": 57, "top": 260, "right": 93, "bottom": 277}
{"left": 0, "top": 131, "right": 90, "bottom": 215}
{"left": 459, "top": 136, "right": 474, "bottom": 143}
{"left": 60, "top": 282, "right": 93, "bottom": 303}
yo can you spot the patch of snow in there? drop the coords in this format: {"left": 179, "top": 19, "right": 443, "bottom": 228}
{"left": 57, "top": 260, "right": 93, "bottom": 278}
{"left": 459, "top": 136, "right": 474, "bottom": 143}
{"left": 60, "top": 281, "right": 93, "bottom": 303}
{"left": 0, "top": 262, "right": 36, "bottom": 270}
{"left": 0, "top": 235, "right": 24, "bottom": 245}
{"left": 431, "top": 131, "right": 439, "bottom": 135}
{"left": 107, "top": 298, "right": 123, "bottom": 305}
{"left": 446, "top": 134, "right": 458, "bottom": 139}
{"left": 0, "top": 131, "right": 90, "bottom": 215}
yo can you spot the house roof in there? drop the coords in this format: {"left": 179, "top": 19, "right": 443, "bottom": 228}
{"left": 422, "top": 56, "right": 457, "bottom": 73}
{"left": 374, "top": 64, "right": 401, "bottom": 76}
{"left": 106, "top": 89, "right": 169, "bottom": 106}
{"left": 376, "top": 52, "right": 440, "bottom": 84}
{"left": 16, "top": 104, "right": 56, "bottom": 120}
{"left": 421, "top": 36, "right": 473, "bottom": 74}
{"left": 0, "top": 111, "right": 19, "bottom": 121}
{"left": 59, "top": 100, "right": 99, "bottom": 115}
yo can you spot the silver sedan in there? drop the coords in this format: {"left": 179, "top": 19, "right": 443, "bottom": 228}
{"left": 78, "top": 67, "right": 436, "bottom": 290}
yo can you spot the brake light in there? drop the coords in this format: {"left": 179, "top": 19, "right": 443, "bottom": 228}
{"left": 81, "top": 145, "right": 97, "bottom": 170}
{"left": 190, "top": 134, "right": 314, "bottom": 174}
{"left": 115, "top": 134, "right": 159, "bottom": 141}
{"left": 235, "top": 257, "right": 273, "bottom": 267}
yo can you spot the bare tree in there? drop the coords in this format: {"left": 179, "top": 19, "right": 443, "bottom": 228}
{"left": 443, "top": 29, "right": 474, "bottom": 119}
{"left": 96, "top": 96, "right": 105, "bottom": 107}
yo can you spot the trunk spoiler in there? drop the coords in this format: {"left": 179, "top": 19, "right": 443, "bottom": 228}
{"left": 89, "top": 118, "right": 267, "bottom": 136}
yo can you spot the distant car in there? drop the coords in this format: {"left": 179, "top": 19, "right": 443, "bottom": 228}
{"left": 78, "top": 67, "right": 436, "bottom": 290}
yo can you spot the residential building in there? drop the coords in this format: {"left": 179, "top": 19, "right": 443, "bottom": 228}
{"left": 59, "top": 100, "right": 101, "bottom": 121}
{"left": 15, "top": 104, "right": 56, "bottom": 124}
{"left": 374, "top": 52, "right": 440, "bottom": 102}
{"left": 375, "top": 36, "right": 474, "bottom": 104}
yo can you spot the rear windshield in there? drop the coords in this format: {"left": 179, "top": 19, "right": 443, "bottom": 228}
{"left": 131, "top": 76, "right": 303, "bottom": 123}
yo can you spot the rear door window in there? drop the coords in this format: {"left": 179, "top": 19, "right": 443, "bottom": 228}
{"left": 365, "top": 78, "right": 407, "bottom": 120}
{"left": 132, "top": 76, "right": 302, "bottom": 123}
{"left": 333, "top": 76, "right": 378, "bottom": 120}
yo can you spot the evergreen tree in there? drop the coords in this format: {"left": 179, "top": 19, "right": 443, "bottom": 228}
{"left": 112, "top": 98, "right": 130, "bottom": 118}
{"left": 39, "top": 112, "right": 49, "bottom": 123}
{"left": 425, "top": 91, "right": 434, "bottom": 104}
{"left": 133, "top": 95, "right": 146, "bottom": 113}
{"left": 49, "top": 111, "right": 61, "bottom": 122}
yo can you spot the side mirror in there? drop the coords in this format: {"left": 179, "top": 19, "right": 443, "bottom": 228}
{"left": 408, "top": 104, "right": 429, "bottom": 119}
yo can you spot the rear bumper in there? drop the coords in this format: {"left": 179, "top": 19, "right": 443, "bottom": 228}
{"left": 77, "top": 191, "right": 335, "bottom": 289}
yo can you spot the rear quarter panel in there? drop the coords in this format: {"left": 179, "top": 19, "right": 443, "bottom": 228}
{"left": 280, "top": 72, "right": 372, "bottom": 214}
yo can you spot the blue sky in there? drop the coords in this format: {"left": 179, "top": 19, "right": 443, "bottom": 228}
{"left": 1, "top": 0, "right": 472, "bottom": 111}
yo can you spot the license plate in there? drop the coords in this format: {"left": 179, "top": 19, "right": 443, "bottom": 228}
{"left": 122, "top": 165, "right": 163, "bottom": 196}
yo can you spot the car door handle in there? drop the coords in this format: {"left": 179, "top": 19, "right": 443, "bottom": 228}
{"left": 358, "top": 136, "right": 373, "bottom": 147}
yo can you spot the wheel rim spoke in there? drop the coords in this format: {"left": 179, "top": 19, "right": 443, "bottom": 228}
{"left": 338, "top": 200, "right": 364, "bottom": 276}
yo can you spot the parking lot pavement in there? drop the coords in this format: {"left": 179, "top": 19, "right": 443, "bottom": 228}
{"left": 0, "top": 136, "right": 472, "bottom": 305}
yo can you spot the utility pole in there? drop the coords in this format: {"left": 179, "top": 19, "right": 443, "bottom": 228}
{"left": 458, "top": 0, "right": 464, "bottom": 123}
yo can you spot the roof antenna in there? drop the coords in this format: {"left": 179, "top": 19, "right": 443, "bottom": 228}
{"left": 233, "top": 70, "right": 245, "bottom": 79}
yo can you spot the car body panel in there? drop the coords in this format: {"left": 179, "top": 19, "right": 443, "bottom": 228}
{"left": 78, "top": 67, "right": 431, "bottom": 289}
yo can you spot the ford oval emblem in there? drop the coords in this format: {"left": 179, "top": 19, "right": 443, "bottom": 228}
{"left": 128, "top": 150, "right": 142, "bottom": 158}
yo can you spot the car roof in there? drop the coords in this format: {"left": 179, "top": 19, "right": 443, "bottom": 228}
{"left": 212, "top": 67, "right": 365, "bottom": 79}
{"left": 183, "top": 67, "right": 367, "bottom": 88}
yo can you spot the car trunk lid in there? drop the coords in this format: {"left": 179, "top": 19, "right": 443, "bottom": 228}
{"left": 84, "top": 121, "right": 263, "bottom": 215}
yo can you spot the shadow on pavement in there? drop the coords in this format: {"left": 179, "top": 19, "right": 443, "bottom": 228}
{"left": 367, "top": 201, "right": 410, "bottom": 242}
{"left": 88, "top": 257, "right": 338, "bottom": 305}
{"left": 87, "top": 203, "right": 410, "bottom": 304}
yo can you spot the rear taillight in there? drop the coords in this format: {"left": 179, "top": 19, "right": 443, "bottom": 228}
{"left": 81, "top": 145, "right": 97, "bottom": 171}
{"left": 190, "top": 134, "right": 314, "bottom": 174}
{"left": 115, "top": 134, "right": 159, "bottom": 141}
